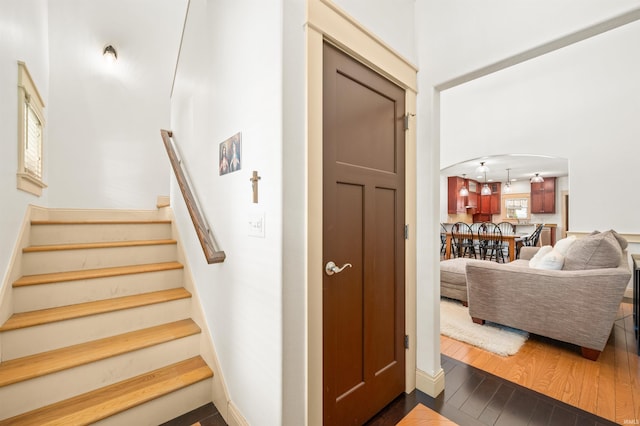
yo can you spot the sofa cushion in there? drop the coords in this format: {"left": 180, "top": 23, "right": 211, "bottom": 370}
{"left": 563, "top": 230, "right": 622, "bottom": 270}
{"left": 529, "top": 245, "right": 565, "bottom": 270}
{"left": 553, "top": 235, "right": 576, "bottom": 256}
{"left": 528, "top": 245, "right": 552, "bottom": 268}
{"left": 534, "top": 249, "right": 565, "bottom": 270}
{"left": 608, "top": 229, "right": 628, "bottom": 250}
{"left": 440, "top": 258, "right": 470, "bottom": 285}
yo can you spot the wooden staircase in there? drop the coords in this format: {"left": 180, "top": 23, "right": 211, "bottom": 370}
{"left": 0, "top": 213, "right": 215, "bottom": 425}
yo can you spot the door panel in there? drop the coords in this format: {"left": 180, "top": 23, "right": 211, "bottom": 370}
{"left": 335, "top": 72, "right": 396, "bottom": 172}
{"left": 334, "top": 182, "right": 364, "bottom": 399}
{"left": 323, "top": 42, "right": 405, "bottom": 425}
{"left": 372, "top": 187, "right": 397, "bottom": 373}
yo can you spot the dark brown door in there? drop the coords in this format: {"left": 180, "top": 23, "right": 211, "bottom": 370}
{"left": 323, "top": 43, "right": 406, "bottom": 425}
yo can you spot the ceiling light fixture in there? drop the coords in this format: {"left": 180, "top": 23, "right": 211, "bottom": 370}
{"left": 476, "top": 161, "right": 490, "bottom": 174}
{"left": 504, "top": 168, "right": 512, "bottom": 193}
{"left": 459, "top": 174, "right": 469, "bottom": 197}
{"left": 103, "top": 44, "right": 118, "bottom": 64}
{"left": 481, "top": 172, "right": 492, "bottom": 195}
{"left": 531, "top": 173, "right": 544, "bottom": 183}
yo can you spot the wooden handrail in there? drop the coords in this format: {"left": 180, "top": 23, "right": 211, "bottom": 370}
{"left": 160, "top": 129, "right": 226, "bottom": 264}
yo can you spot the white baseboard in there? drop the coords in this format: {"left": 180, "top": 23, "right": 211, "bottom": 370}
{"left": 416, "top": 368, "right": 445, "bottom": 398}
{"left": 226, "top": 400, "right": 249, "bottom": 426}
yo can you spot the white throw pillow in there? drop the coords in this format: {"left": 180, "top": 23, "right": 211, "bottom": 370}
{"left": 553, "top": 235, "right": 577, "bottom": 256}
{"left": 528, "top": 245, "right": 552, "bottom": 268}
{"left": 532, "top": 249, "right": 565, "bottom": 270}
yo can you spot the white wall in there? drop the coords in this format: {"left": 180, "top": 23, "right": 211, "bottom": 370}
{"left": 171, "top": 0, "right": 284, "bottom": 424}
{"left": 45, "top": 0, "right": 186, "bottom": 209}
{"left": 0, "top": 0, "right": 50, "bottom": 297}
{"left": 440, "top": 19, "right": 640, "bottom": 234}
{"left": 333, "top": 0, "right": 417, "bottom": 64}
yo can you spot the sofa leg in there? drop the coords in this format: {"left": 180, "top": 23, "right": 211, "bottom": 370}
{"left": 472, "top": 317, "right": 485, "bottom": 325}
{"left": 581, "top": 347, "right": 601, "bottom": 361}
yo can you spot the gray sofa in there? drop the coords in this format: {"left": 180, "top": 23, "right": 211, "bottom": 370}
{"left": 465, "top": 230, "right": 631, "bottom": 360}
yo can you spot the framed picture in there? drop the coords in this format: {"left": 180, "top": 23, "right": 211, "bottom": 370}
{"left": 219, "top": 132, "right": 242, "bottom": 176}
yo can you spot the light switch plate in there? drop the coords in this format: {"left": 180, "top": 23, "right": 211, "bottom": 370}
{"left": 248, "top": 211, "right": 265, "bottom": 238}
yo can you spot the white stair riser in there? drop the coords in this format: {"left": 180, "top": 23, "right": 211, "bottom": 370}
{"left": 30, "top": 223, "right": 173, "bottom": 245}
{"left": 0, "top": 335, "right": 201, "bottom": 420}
{"left": 1, "top": 298, "right": 191, "bottom": 360}
{"left": 94, "top": 379, "right": 212, "bottom": 426}
{"left": 22, "top": 245, "right": 177, "bottom": 275}
{"left": 13, "top": 269, "right": 184, "bottom": 312}
{"left": 35, "top": 209, "right": 170, "bottom": 222}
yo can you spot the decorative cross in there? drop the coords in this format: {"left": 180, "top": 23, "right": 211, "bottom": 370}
{"left": 250, "top": 170, "right": 261, "bottom": 203}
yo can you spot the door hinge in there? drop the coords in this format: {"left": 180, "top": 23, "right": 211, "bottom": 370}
{"left": 404, "top": 224, "right": 409, "bottom": 240}
{"left": 404, "top": 335, "right": 409, "bottom": 349}
{"left": 403, "top": 113, "right": 415, "bottom": 131}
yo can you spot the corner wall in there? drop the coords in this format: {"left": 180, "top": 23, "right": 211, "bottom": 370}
{"left": 0, "top": 0, "right": 50, "bottom": 308}
{"left": 170, "top": 0, "right": 285, "bottom": 424}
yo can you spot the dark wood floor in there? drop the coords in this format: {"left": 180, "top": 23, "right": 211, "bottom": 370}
{"left": 161, "top": 402, "right": 226, "bottom": 426}
{"left": 167, "top": 354, "right": 618, "bottom": 425}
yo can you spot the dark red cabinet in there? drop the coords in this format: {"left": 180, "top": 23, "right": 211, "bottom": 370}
{"left": 448, "top": 176, "right": 479, "bottom": 214}
{"left": 530, "top": 177, "right": 556, "bottom": 214}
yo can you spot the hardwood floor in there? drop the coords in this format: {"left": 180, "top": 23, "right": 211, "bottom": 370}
{"left": 442, "top": 300, "right": 639, "bottom": 424}
{"left": 366, "top": 356, "right": 619, "bottom": 426}
{"left": 172, "top": 301, "right": 639, "bottom": 425}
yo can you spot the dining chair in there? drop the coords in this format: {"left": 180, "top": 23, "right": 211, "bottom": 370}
{"left": 516, "top": 224, "right": 544, "bottom": 258}
{"left": 477, "top": 222, "right": 505, "bottom": 262}
{"left": 440, "top": 223, "right": 447, "bottom": 256}
{"left": 451, "top": 222, "right": 477, "bottom": 259}
{"left": 525, "top": 224, "right": 544, "bottom": 247}
{"left": 496, "top": 221, "right": 515, "bottom": 260}
{"left": 469, "top": 222, "right": 484, "bottom": 254}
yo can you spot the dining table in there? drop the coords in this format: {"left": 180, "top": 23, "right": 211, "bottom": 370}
{"left": 444, "top": 232, "right": 529, "bottom": 262}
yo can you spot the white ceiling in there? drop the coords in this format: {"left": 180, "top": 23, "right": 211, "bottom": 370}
{"left": 48, "top": 0, "right": 188, "bottom": 100}
{"left": 440, "top": 154, "right": 568, "bottom": 184}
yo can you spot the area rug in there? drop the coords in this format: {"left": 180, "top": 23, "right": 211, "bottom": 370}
{"left": 440, "top": 299, "right": 528, "bottom": 356}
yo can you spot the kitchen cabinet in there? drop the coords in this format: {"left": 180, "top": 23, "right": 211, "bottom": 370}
{"left": 530, "top": 177, "right": 556, "bottom": 214}
{"left": 473, "top": 182, "right": 500, "bottom": 222}
{"left": 448, "top": 176, "right": 478, "bottom": 214}
{"left": 478, "top": 182, "right": 501, "bottom": 215}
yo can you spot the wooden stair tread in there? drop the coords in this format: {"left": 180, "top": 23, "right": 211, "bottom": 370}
{"left": 0, "top": 288, "right": 191, "bottom": 331}
{"left": 0, "top": 319, "right": 201, "bottom": 387}
{"left": 23, "top": 239, "right": 177, "bottom": 253}
{"left": 0, "top": 356, "right": 213, "bottom": 426}
{"left": 31, "top": 220, "right": 172, "bottom": 225}
{"left": 13, "top": 261, "right": 184, "bottom": 287}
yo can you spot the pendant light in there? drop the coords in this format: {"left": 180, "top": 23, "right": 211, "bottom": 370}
{"left": 531, "top": 173, "right": 544, "bottom": 183}
{"left": 459, "top": 174, "right": 469, "bottom": 197}
{"left": 476, "top": 161, "right": 490, "bottom": 174}
{"left": 504, "top": 168, "right": 512, "bottom": 193}
{"left": 481, "top": 172, "right": 491, "bottom": 195}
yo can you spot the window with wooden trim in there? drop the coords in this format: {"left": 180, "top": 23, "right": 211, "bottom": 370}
{"left": 17, "top": 61, "right": 47, "bottom": 196}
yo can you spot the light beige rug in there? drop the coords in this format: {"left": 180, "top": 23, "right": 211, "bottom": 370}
{"left": 440, "top": 298, "right": 528, "bottom": 356}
